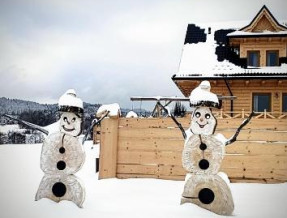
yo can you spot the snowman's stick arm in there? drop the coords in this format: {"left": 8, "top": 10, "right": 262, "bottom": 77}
{"left": 3, "top": 114, "right": 49, "bottom": 135}
{"left": 157, "top": 102, "right": 187, "bottom": 139}
{"left": 225, "top": 111, "right": 255, "bottom": 146}
{"left": 82, "top": 111, "right": 110, "bottom": 144}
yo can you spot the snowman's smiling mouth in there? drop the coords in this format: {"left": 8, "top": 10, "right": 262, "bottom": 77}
{"left": 62, "top": 125, "right": 75, "bottom": 132}
{"left": 196, "top": 122, "right": 208, "bottom": 128}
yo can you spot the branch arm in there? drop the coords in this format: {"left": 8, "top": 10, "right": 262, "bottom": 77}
{"left": 3, "top": 114, "right": 49, "bottom": 135}
{"left": 156, "top": 102, "right": 187, "bottom": 139}
{"left": 82, "top": 111, "right": 110, "bottom": 144}
{"left": 225, "top": 111, "right": 255, "bottom": 146}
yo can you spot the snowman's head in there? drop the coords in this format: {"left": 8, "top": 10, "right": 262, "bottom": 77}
{"left": 59, "top": 112, "right": 82, "bottom": 136}
{"left": 58, "top": 89, "right": 83, "bottom": 137}
{"left": 190, "top": 107, "right": 216, "bottom": 135}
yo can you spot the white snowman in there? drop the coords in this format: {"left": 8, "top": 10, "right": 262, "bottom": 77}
{"left": 154, "top": 81, "right": 253, "bottom": 215}
{"left": 35, "top": 89, "right": 85, "bottom": 208}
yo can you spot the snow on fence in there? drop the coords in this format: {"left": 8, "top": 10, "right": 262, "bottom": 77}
{"left": 96, "top": 117, "right": 287, "bottom": 183}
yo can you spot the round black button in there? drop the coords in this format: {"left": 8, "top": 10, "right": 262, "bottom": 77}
{"left": 52, "top": 182, "right": 66, "bottom": 197}
{"left": 57, "top": 161, "right": 66, "bottom": 170}
{"left": 199, "top": 143, "right": 207, "bottom": 150}
{"left": 199, "top": 159, "right": 209, "bottom": 170}
{"left": 59, "top": 147, "right": 65, "bottom": 154}
{"left": 198, "top": 188, "right": 215, "bottom": 204}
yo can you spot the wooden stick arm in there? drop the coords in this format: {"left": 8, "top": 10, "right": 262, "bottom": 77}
{"left": 156, "top": 102, "right": 187, "bottom": 139}
{"left": 3, "top": 114, "right": 49, "bottom": 135}
{"left": 82, "top": 110, "right": 110, "bottom": 144}
{"left": 225, "top": 111, "right": 255, "bottom": 146}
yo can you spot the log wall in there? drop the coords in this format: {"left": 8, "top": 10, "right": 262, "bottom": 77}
{"left": 173, "top": 79, "right": 287, "bottom": 115}
{"left": 98, "top": 117, "right": 287, "bottom": 183}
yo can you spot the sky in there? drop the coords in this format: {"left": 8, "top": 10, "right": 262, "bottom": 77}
{"left": 0, "top": 0, "right": 286, "bottom": 110}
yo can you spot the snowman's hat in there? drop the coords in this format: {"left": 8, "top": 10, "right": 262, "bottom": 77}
{"left": 189, "top": 81, "right": 220, "bottom": 108}
{"left": 58, "top": 89, "right": 84, "bottom": 114}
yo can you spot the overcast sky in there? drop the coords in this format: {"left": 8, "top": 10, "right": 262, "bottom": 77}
{"left": 0, "top": 0, "right": 286, "bottom": 110}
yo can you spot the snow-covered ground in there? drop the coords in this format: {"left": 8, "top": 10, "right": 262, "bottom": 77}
{"left": 0, "top": 142, "right": 286, "bottom": 218}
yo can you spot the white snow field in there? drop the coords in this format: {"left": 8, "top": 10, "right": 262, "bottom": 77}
{"left": 0, "top": 142, "right": 286, "bottom": 218}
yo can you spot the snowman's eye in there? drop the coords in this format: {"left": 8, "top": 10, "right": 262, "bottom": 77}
{"left": 195, "top": 112, "right": 201, "bottom": 118}
{"left": 71, "top": 117, "right": 76, "bottom": 123}
{"left": 205, "top": 113, "right": 211, "bottom": 119}
{"left": 63, "top": 117, "right": 68, "bottom": 122}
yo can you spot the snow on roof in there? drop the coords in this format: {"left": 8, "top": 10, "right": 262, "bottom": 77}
{"left": 228, "top": 30, "right": 287, "bottom": 37}
{"left": 176, "top": 21, "right": 287, "bottom": 79}
{"left": 177, "top": 23, "right": 243, "bottom": 77}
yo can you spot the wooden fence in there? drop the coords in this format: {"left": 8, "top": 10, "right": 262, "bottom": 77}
{"left": 97, "top": 116, "right": 287, "bottom": 183}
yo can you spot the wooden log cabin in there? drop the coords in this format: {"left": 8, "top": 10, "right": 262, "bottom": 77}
{"left": 96, "top": 5, "right": 287, "bottom": 183}
{"left": 172, "top": 5, "right": 287, "bottom": 118}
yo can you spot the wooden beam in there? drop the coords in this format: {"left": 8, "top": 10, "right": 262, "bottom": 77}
{"left": 99, "top": 117, "right": 119, "bottom": 179}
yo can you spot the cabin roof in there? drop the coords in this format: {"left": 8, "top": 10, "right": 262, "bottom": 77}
{"left": 174, "top": 6, "right": 287, "bottom": 81}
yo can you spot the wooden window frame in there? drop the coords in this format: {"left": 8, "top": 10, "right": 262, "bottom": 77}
{"left": 247, "top": 50, "right": 260, "bottom": 67}
{"left": 283, "top": 93, "right": 287, "bottom": 112}
{"left": 252, "top": 93, "right": 272, "bottom": 112}
{"left": 266, "top": 50, "right": 279, "bottom": 66}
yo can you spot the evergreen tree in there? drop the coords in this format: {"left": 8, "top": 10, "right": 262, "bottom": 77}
{"left": 172, "top": 102, "right": 186, "bottom": 117}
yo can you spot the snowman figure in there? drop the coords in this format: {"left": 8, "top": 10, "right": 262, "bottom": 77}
{"left": 179, "top": 81, "right": 253, "bottom": 215}
{"left": 35, "top": 89, "right": 85, "bottom": 208}
{"left": 156, "top": 81, "right": 253, "bottom": 215}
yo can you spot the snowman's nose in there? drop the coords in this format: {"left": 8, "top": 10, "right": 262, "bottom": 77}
{"left": 200, "top": 117, "right": 204, "bottom": 122}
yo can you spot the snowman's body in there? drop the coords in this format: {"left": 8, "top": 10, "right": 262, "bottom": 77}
{"left": 35, "top": 90, "right": 85, "bottom": 208}
{"left": 180, "top": 82, "right": 235, "bottom": 215}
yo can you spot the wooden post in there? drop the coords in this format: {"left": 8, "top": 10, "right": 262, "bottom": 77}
{"left": 242, "top": 109, "right": 245, "bottom": 118}
{"left": 93, "top": 125, "right": 100, "bottom": 144}
{"left": 99, "top": 117, "right": 119, "bottom": 179}
{"left": 264, "top": 109, "right": 267, "bottom": 119}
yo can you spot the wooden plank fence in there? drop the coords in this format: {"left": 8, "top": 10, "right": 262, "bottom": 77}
{"left": 97, "top": 117, "right": 287, "bottom": 183}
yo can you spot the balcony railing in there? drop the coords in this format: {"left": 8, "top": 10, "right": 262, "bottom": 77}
{"left": 214, "top": 109, "right": 287, "bottom": 119}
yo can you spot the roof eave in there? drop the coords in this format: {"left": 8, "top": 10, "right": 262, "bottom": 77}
{"left": 227, "top": 33, "right": 287, "bottom": 38}
{"left": 172, "top": 74, "right": 287, "bottom": 81}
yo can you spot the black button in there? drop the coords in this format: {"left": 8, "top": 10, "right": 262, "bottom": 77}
{"left": 198, "top": 188, "right": 215, "bottom": 204}
{"left": 199, "top": 143, "right": 207, "bottom": 150}
{"left": 59, "top": 147, "right": 65, "bottom": 154}
{"left": 57, "top": 161, "right": 66, "bottom": 170}
{"left": 52, "top": 182, "right": 66, "bottom": 197}
{"left": 199, "top": 159, "right": 209, "bottom": 170}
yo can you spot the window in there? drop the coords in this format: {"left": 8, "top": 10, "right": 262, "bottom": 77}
{"left": 247, "top": 51, "right": 260, "bottom": 67}
{"left": 253, "top": 93, "right": 271, "bottom": 112}
{"left": 266, "top": 50, "right": 279, "bottom": 66}
{"left": 283, "top": 94, "right": 287, "bottom": 112}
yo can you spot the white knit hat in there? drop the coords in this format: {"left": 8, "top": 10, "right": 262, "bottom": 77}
{"left": 189, "top": 81, "right": 220, "bottom": 108}
{"left": 58, "top": 89, "right": 84, "bottom": 113}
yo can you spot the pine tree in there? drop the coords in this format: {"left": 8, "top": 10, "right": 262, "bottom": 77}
{"left": 172, "top": 102, "right": 186, "bottom": 117}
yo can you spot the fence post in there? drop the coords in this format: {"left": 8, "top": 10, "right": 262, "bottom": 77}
{"left": 264, "top": 109, "right": 267, "bottom": 119}
{"left": 99, "top": 116, "right": 119, "bottom": 179}
{"left": 241, "top": 109, "right": 244, "bottom": 118}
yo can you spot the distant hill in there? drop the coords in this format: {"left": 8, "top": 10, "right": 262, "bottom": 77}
{"left": 0, "top": 97, "right": 102, "bottom": 116}
{"left": 0, "top": 97, "right": 57, "bottom": 115}
{"left": 0, "top": 97, "right": 103, "bottom": 128}
{"left": 0, "top": 97, "right": 151, "bottom": 120}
